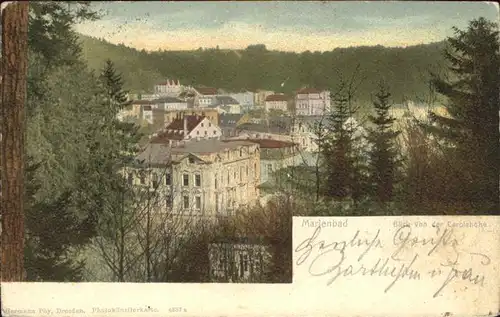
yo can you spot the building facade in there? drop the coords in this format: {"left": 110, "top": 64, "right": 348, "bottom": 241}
{"left": 254, "top": 90, "right": 274, "bottom": 107}
{"left": 208, "top": 238, "right": 271, "bottom": 282}
{"left": 153, "top": 97, "right": 188, "bottom": 111}
{"left": 229, "top": 92, "right": 255, "bottom": 107}
{"left": 128, "top": 139, "right": 261, "bottom": 217}
{"left": 151, "top": 115, "right": 222, "bottom": 142}
{"left": 295, "top": 88, "right": 331, "bottom": 116}
{"left": 154, "top": 79, "right": 183, "bottom": 96}
{"left": 164, "top": 109, "right": 219, "bottom": 126}
{"left": 193, "top": 87, "right": 218, "bottom": 108}
{"left": 264, "top": 94, "right": 288, "bottom": 112}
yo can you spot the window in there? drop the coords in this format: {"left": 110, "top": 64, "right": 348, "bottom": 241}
{"left": 213, "top": 130, "right": 216, "bottom": 134}
{"left": 152, "top": 173, "right": 159, "bottom": 188}
{"left": 127, "top": 173, "right": 133, "bottom": 185}
{"left": 140, "top": 172, "right": 146, "bottom": 185}
{"left": 234, "top": 171, "right": 236, "bottom": 180}
{"left": 201, "top": 123, "right": 204, "bottom": 127}
{"left": 209, "top": 122, "right": 212, "bottom": 127}
{"left": 239, "top": 148, "right": 243, "bottom": 157}
{"left": 227, "top": 172, "right": 230, "bottom": 184}
{"left": 165, "top": 195, "right": 172, "bottom": 208}
{"left": 215, "top": 174, "right": 218, "bottom": 189}
{"left": 246, "top": 166, "right": 249, "bottom": 176}
{"left": 204, "top": 130, "right": 207, "bottom": 136}
{"left": 240, "top": 166, "right": 244, "bottom": 182}
{"left": 195, "top": 174, "right": 201, "bottom": 187}
{"left": 267, "top": 164, "right": 272, "bottom": 174}
{"left": 165, "top": 173, "right": 171, "bottom": 185}
{"left": 183, "top": 196, "right": 190, "bottom": 209}
{"left": 195, "top": 196, "right": 201, "bottom": 210}
{"left": 197, "top": 130, "right": 200, "bottom": 135}
{"left": 243, "top": 254, "right": 249, "bottom": 272}
{"left": 183, "top": 174, "right": 189, "bottom": 186}
{"left": 189, "top": 157, "right": 195, "bottom": 164}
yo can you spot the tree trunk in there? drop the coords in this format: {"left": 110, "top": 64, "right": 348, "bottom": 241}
{"left": 1, "top": 2, "right": 29, "bottom": 282}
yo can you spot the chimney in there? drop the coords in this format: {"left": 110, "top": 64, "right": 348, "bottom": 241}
{"left": 183, "top": 116, "right": 188, "bottom": 136}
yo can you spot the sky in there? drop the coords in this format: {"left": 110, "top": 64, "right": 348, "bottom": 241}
{"left": 74, "top": 1, "right": 499, "bottom": 52}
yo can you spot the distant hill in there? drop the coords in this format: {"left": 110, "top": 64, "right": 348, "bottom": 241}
{"left": 78, "top": 34, "right": 448, "bottom": 104}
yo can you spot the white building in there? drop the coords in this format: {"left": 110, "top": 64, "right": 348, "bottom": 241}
{"left": 212, "top": 96, "right": 242, "bottom": 114}
{"left": 150, "top": 115, "right": 222, "bottom": 142}
{"left": 154, "top": 79, "right": 183, "bottom": 96}
{"left": 152, "top": 97, "right": 188, "bottom": 111}
{"left": 295, "top": 88, "right": 331, "bottom": 116}
{"left": 229, "top": 92, "right": 255, "bottom": 107}
{"left": 264, "top": 94, "right": 288, "bottom": 112}
{"left": 129, "top": 139, "right": 261, "bottom": 217}
{"left": 193, "top": 87, "right": 219, "bottom": 108}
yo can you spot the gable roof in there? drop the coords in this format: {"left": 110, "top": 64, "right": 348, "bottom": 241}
{"left": 150, "top": 115, "right": 205, "bottom": 142}
{"left": 195, "top": 87, "right": 218, "bottom": 95}
{"left": 265, "top": 94, "right": 288, "bottom": 102}
{"left": 219, "top": 113, "right": 244, "bottom": 127}
{"left": 216, "top": 95, "right": 240, "bottom": 105}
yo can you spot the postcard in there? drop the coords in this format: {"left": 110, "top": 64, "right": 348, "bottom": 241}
{"left": 1, "top": 1, "right": 499, "bottom": 317}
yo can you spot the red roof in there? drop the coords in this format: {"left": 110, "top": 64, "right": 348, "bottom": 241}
{"left": 265, "top": 94, "right": 288, "bottom": 102}
{"left": 243, "top": 139, "right": 297, "bottom": 149}
{"left": 150, "top": 115, "right": 205, "bottom": 142}
{"left": 195, "top": 87, "right": 218, "bottom": 95}
{"left": 297, "top": 87, "right": 321, "bottom": 94}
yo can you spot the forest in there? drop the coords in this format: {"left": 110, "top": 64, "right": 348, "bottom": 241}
{"left": 79, "top": 34, "right": 447, "bottom": 104}
{"left": 1, "top": 2, "right": 498, "bottom": 283}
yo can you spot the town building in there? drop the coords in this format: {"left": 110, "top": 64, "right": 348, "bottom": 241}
{"left": 245, "top": 139, "right": 302, "bottom": 185}
{"left": 294, "top": 88, "right": 331, "bottom": 116}
{"left": 208, "top": 237, "right": 271, "bottom": 282}
{"left": 141, "top": 105, "right": 153, "bottom": 124}
{"left": 164, "top": 108, "right": 219, "bottom": 126}
{"left": 218, "top": 113, "right": 250, "bottom": 137}
{"left": 229, "top": 91, "right": 255, "bottom": 108}
{"left": 150, "top": 115, "right": 222, "bottom": 142}
{"left": 154, "top": 79, "right": 183, "bottom": 96}
{"left": 212, "top": 96, "right": 241, "bottom": 114}
{"left": 152, "top": 97, "right": 188, "bottom": 111}
{"left": 193, "top": 87, "right": 219, "bottom": 108}
{"left": 264, "top": 94, "right": 289, "bottom": 112}
{"left": 129, "top": 139, "right": 261, "bottom": 217}
{"left": 254, "top": 90, "right": 274, "bottom": 107}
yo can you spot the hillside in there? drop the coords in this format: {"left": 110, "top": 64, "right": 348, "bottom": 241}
{"left": 78, "top": 34, "right": 448, "bottom": 104}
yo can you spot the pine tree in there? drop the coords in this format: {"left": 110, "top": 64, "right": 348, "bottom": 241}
{"left": 366, "top": 84, "right": 401, "bottom": 204}
{"left": 24, "top": 157, "right": 95, "bottom": 281}
{"left": 427, "top": 18, "right": 499, "bottom": 214}
{"left": 322, "top": 92, "right": 353, "bottom": 199}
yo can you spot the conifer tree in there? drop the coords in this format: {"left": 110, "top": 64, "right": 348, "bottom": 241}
{"left": 427, "top": 17, "right": 499, "bottom": 213}
{"left": 24, "top": 157, "right": 95, "bottom": 281}
{"left": 366, "top": 84, "right": 401, "bottom": 203}
{"left": 322, "top": 91, "right": 354, "bottom": 199}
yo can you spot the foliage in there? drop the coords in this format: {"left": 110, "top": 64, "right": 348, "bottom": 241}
{"left": 366, "top": 84, "right": 401, "bottom": 203}
{"left": 24, "top": 157, "right": 95, "bottom": 281}
{"left": 78, "top": 34, "right": 447, "bottom": 105}
{"left": 425, "top": 17, "right": 499, "bottom": 214}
